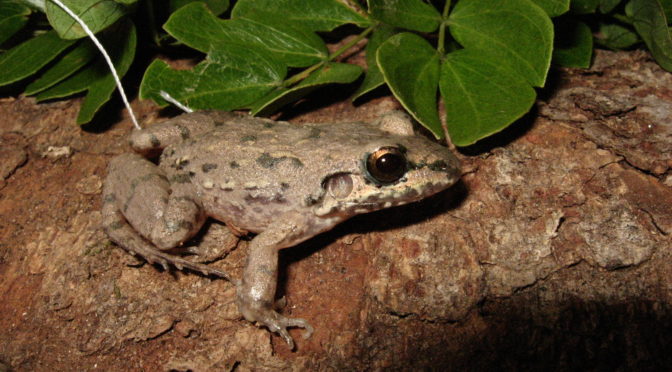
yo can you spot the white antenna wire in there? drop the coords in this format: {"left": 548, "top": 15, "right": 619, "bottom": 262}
{"left": 49, "top": 0, "right": 141, "bottom": 130}
{"left": 160, "top": 90, "right": 193, "bottom": 113}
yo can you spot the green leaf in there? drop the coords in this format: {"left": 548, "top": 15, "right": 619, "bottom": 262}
{"left": 553, "top": 18, "right": 593, "bottom": 67}
{"left": 627, "top": 0, "right": 672, "bottom": 71}
{"left": 352, "top": 24, "right": 396, "bottom": 100}
{"left": 25, "top": 40, "right": 97, "bottom": 95}
{"left": 599, "top": 0, "right": 622, "bottom": 13}
{"left": 140, "top": 43, "right": 286, "bottom": 110}
{"left": 439, "top": 49, "right": 536, "bottom": 147}
{"left": 36, "top": 61, "right": 102, "bottom": 101}
{"left": 169, "top": 0, "right": 229, "bottom": 15}
{"left": 368, "top": 0, "right": 441, "bottom": 32}
{"left": 661, "top": 0, "right": 672, "bottom": 22}
{"left": 530, "top": 0, "right": 570, "bottom": 17}
{"left": 0, "top": 0, "right": 31, "bottom": 45}
{"left": 596, "top": 23, "right": 640, "bottom": 49}
{"left": 165, "top": 2, "right": 327, "bottom": 67}
{"left": 45, "top": 0, "right": 127, "bottom": 40}
{"left": 377, "top": 32, "right": 441, "bottom": 137}
{"left": 232, "top": 0, "right": 370, "bottom": 31}
{"left": 35, "top": 21, "right": 136, "bottom": 123}
{"left": 163, "top": 2, "right": 225, "bottom": 52}
{"left": 448, "top": 0, "right": 554, "bottom": 87}
{"left": 16, "top": 0, "right": 44, "bottom": 11}
{"left": 76, "top": 19, "right": 136, "bottom": 124}
{"left": 0, "top": 30, "right": 75, "bottom": 85}
{"left": 36, "top": 22, "right": 135, "bottom": 101}
{"left": 250, "top": 62, "right": 362, "bottom": 115}
{"left": 570, "top": 0, "right": 600, "bottom": 13}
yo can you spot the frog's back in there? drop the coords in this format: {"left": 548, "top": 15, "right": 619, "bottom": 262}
{"left": 156, "top": 112, "right": 458, "bottom": 234}
{"left": 158, "top": 117, "right": 370, "bottom": 232}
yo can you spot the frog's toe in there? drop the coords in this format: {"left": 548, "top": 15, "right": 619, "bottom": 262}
{"left": 270, "top": 315, "right": 313, "bottom": 349}
{"left": 253, "top": 311, "right": 313, "bottom": 349}
{"left": 282, "top": 316, "right": 314, "bottom": 339}
{"left": 274, "top": 296, "right": 287, "bottom": 310}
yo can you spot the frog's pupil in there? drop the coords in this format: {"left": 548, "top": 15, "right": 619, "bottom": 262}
{"left": 367, "top": 147, "right": 407, "bottom": 184}
{"left": 377, "top": 154, "right": 403, "bottom": 174}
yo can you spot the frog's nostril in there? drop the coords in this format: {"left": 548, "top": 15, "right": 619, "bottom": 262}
{"left": 427, "top": 160, "right": 448, "bottom": 172}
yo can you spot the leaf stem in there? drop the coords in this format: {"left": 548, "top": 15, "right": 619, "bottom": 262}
{"left": 328, "top": 25, "right": 375, "bottom": 60}
{"left": 283, "top": 62, "right": 325, "bottom": 87}
{"left": 437, "top": 0, "right": 452, "bottom": 55}
{"left": 613, "top": 13, "right": 632, "bottom": 25}
{"left": 283, "top": 25, "right": 375, "bottom": 87}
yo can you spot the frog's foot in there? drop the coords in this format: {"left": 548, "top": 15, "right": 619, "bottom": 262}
{"left": 258, "top": 311, "right": 314, "bottom": 350}
{"left": 238, "top": 302, "right": 313, "bottom": 349}
{"left": 102, "top": 198, "right": 239, "bottom": 284}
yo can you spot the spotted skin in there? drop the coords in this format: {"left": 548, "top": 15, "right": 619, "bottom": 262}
{"left": 103, "top": 110, "right": 460, "bottom": 349}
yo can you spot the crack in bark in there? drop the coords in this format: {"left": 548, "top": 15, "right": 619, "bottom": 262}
{"left": 622, "top": 158, "right": 669, "bottom": 179}
{"left": 639, "top": 208, "right": 669, "bottom": 236}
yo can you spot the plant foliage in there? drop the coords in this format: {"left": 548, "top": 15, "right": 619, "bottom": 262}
{"left": 1, "top": 0, "right": 671, "bottom": 146}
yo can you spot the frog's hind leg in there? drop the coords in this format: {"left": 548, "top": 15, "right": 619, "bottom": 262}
{"left": 102, "top": 201, "right": 236, "bottom": 282}
{"left": 106, "top": 153, "right": 205, "bottom": 249}
{"left": 102, "top": 153, "right": 237, "bottom": 283}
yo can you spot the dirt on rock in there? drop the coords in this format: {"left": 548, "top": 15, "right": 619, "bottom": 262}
{"left": 1, "top": 50, "right": 671, "bottom": 371}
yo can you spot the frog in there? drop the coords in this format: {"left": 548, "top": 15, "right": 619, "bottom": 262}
{"left": 102, "top": 110, "right": 461, "bottom": 349}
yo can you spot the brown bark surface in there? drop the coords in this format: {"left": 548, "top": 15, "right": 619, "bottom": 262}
{"left": 0, "top": 50, "right": 671, "bottom": 371}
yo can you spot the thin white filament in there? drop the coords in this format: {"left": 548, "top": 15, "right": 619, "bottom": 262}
{"left": 159, "top": 90, "right": 193, "bottom": 113}
{"left": 49, "top": 0, "right": 141, "bottom": 129}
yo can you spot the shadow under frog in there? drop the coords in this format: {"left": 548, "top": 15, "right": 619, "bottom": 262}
{"left": 102, "top": 110, "right": 460, "bottom": 349}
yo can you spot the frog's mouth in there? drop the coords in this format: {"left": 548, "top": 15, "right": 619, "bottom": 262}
{"left": 353, "top": 180, "right": 451, "bottom": 209}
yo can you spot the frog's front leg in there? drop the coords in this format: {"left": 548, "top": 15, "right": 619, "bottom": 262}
{"left": 236, "top": 215, "right": 315, "bottom": 349}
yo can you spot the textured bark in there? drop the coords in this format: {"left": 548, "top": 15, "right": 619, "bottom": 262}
{"left": 0, "top": 50, "right": 671, "bottom": 371}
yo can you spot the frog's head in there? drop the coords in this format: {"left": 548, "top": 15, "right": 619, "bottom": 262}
{"left": 313, "top": 111, "right": 460, "bottom": 218}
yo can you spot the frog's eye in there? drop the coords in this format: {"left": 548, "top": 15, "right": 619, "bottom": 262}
{"left": 366, "top": 147, "right": 407, "bottom": 184}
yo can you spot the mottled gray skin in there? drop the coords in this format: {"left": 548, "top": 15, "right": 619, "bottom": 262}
{"left": 102, "top": 110, "right": 460, "bottom": 348}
